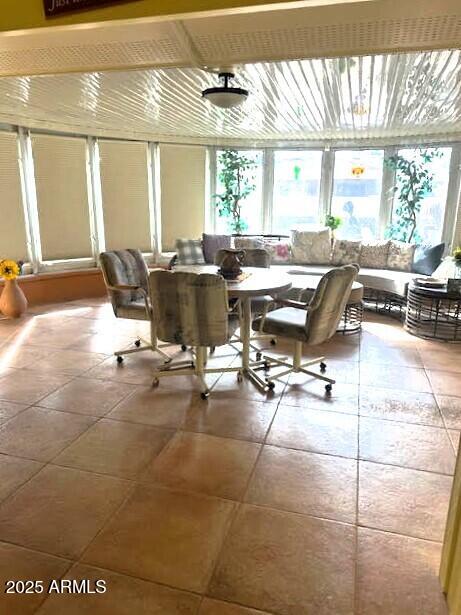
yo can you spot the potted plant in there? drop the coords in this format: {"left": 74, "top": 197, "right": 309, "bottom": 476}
{"left": 385, "top": 148, "right": 440, "bottom": 244}
{"left": 215, "top": 149, "right": 257, "bottom": 234}
{"left": 0, "top": 259, "right": 27, "bottom": 318}
{"left": 325, "top": 214, "right": 341, "bottom": 241}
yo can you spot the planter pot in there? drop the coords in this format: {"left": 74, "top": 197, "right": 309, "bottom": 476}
{"left": 0, "top": 279, "right": 28, "bottom": 319}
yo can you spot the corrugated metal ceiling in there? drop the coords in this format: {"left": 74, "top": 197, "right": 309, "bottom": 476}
{"left": 0, "top": 49, "right": 459, "bottom": 144}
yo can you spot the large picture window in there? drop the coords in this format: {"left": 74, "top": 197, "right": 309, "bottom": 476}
{"left": 392, "top": 147, "right": 451, "bottom": 245}
{"left": 272, "top": 150, "right": 322, "bottom": 235}
{"left": 331, "top": 149, "right": 384, "bottom": 241}
{"left": 215, "top": 149, "right": 263, "bottom": 234}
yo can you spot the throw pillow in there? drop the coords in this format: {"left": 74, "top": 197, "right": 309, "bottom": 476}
{"left": 412, "top": 243, "right": 445, "bottom": 275}
{"left": 262, "top": 239, "right": 292, "bottom": 263}
{"left": 332, "top": 239, "right": 362, "bottom": 265}
{"left": 233, "top": 237, "right": 265, "bottom": 250}
{"left": 360, "top": 241, "right": 390, "bottom": 269}
{"left": 291, "top": 228, "right": 332, "bottom": 264}
{"left": 175, "top": 238, "right": 205, "bottom": 265}
{"left": 387, "top": 240, "right": 416, "bottom": 272}
{"left": 202, "top": 233, "right": 231, "bottom": 264}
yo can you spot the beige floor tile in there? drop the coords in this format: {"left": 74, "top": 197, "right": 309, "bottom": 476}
{"left": 210, "top": 370, "right": 284, "bottom": 402}
{"left": 183, "top": 398, "right": 277, "bottom": 443}
{"left": 82, "top": 484, "right": 236, "bottom": 593}
{"left": 27, "top": 349, "right": 108, "bottom": 375}
{"left": 37, "top": 563, "right": 201, "bottom": 615}
{"left": 245, "top": 445, "right": 357, "bottom": 522}
{"left": 84, "top": 353, "right": 167, "bottom": 385}
{"left": 0, "top": 407, "right": 96, "bottom": 462}
{"left": 144, "top": 432, "right": 260, "bottom": 500}
{"left": 360, "top": 386, "right": 442, "bottom": 426}
{"left": 209, "top": 504, "right": 355, "bottom": 615}
{"left": 427, "top": 370, "right": 461, "bottom": 397}
{"left": 360, "top": 364, "right": 431, "bottom": 393}
{"left": 356, "top": 527, "right": 448, "bottom": 615}
{"left": 0, "top": 400, "right": 27, "bottom": 425}
{"left": 360, "top": 344, "right": 423, "bottom": 367}
{"left": 68, "top": 332, "right": 135, "bottom": 355}
{"left": 0, "top": 542, "right": 71, "bottom": 615}
{"left": 282, "top": 380, "right": 359, "bottom": 414}
{"left": 39, "top": 377, "right": 137, "bottom": 416}
{"left": 0, "top": 344, "right": 51, "bottom": 369}
{"left": 199, "top": 598, "right": 270, "bottom": 614}
{"left": 436, "top": 395, "right": 461, "bottom": 429}
{"left": 0, "top": 454, "right": 43, "bottom": 502}
{"left": 15, "top": 327, "right": 91, "bottom": 350}
{"left": 359, "top": 417, "right": 455, "bottom": 474}
{"left": 0, "top": 370, "right": 71, "bottom": 404}
{"left": 0, "top": 465, "right": 131, "bottom": 558}
{"left": 358, "top": 460, "right": 452, "bottom": 541}
{"left": 267, "top": 405, "right": 358, "bottom": 458}
{"left": 419, "top": 348, "right": 461, "bottom": 373}
{"left": 448, "top": 430, "right": 460, "bottom": 454}
{"left": 108, "top": 385, "right": 198, "bottom": 428}
{"left": 55, "top": 419, "right": 173, "bottom": 479}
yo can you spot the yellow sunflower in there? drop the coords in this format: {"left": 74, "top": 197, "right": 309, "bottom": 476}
{"left": 0, "top": 259, "right": 20, "bottom": 280}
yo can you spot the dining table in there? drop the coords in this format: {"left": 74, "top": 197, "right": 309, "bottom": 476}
{"left": 174, "top": 265, "right": 292, "bottom": 390}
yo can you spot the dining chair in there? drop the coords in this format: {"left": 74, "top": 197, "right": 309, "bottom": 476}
{"left": 253, "top": 265, "right": 358, "bottom": 393}
{"left": 148, "top": 269, "right": 242, "bottom": 399}
{"left": 99, "top": 249, "right": 172, "bottom": 364}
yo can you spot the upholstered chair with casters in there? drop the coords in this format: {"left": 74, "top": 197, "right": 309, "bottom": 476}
{"left": 99, "top": 249, "right": 172, "bottom": 364}
{"left": 148, "top": 269, "right": 241, "bottom": 399}
{"left": 253, "top": 264, "right": 358, "bottom": 393}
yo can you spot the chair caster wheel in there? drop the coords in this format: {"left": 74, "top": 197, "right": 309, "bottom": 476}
{"left": 210, "top": 346, "right": 216, "bottom": 355}
{"left": 255, "top": 351, "right": 262, "bottom": 361}
{"left": 134, "top": 339, "right": 141, "bottom": 348}
{"left": 320, "top": 362, "right": 327, "bottom": 373}
{"left": 263, "top": 361, "right": 270, "bottom": 371}
{"left": 200, "top": 391, "right": 210, "bottom": 400}
{"left": 266, "top": 380, "right": 275, "bottom": 391}
{"left": 181, "top": 345, "right": 187, "bottom": 352}
{"left": 116, "top": 356, "right": 124, "bottom": 364}
{"left": 270, "top": 338, "right": 276, "bottom": 346}
{"left": 325, "top": 383, "right": 333, "bottom": 395}
{"left": 237, "top": 371, "right": 243, "bottom": 383}
{"left": 152, "top": 378, "right": 159, "bottom": 388}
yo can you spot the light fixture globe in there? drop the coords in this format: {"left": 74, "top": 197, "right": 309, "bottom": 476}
{"left": 202, "top": 72, "right": 249, "bottom": 109}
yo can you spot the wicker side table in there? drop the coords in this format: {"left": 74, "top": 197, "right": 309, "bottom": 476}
{"left": 405, "top": 282, "right": 461, "bottom": 342}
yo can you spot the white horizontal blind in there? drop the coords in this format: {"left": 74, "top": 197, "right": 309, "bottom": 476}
{"left": 98, "top": 140, "right": 152, "bottom": 252}
{"left": 160, "top": 144, "right": 206, "bottom": 251}
{"left": 32, "top": 134, "right": 92, "bottom": 261}
{"left": 0, "top": 132, "right": 28, "bottom": 263}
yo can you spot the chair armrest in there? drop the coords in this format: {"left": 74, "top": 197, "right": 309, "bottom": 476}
{"left": 277, "top": 298, "right": 309, "bottom": 310}
{"left": 107, "top": 284, "right": 143, "bottom": 292}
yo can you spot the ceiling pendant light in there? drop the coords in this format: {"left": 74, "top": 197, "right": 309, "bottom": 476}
{"left": 202, "top": 72, "right": 249, "bottom": 109}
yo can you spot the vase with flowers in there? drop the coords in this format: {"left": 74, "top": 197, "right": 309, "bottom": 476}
{"left": 0, "top": 260, "right": 27, "bottom": 318}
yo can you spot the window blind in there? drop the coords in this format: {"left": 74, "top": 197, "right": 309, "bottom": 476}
{"left": 160, "top": 144, "right": 206, "bottom": 251}
{"left": 32, "top": 134, "right": 92, "bottom": 261}
{"left": 0, "top": 132, "right": 28, "bottom": 263}
{"left": 98, "top": 140, "right": 152, "bottom": 252}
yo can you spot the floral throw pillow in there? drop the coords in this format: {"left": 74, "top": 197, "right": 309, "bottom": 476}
{"left": 233, "top": 237, "right": 265, "bottom": 250}
{"left": 263, "top": 240, "right": 292, "bottom": 263}
{"left": 332, "top": 239, "right": 362, "bottom": 265}
{"left": 387, "top": 240, "right": 416, "bottom": 272}
{"left": 291, "top": 229, "right": 332, "bottom": 264}
{"left": 360, "top": 241, "right": 390, "bottom": 269}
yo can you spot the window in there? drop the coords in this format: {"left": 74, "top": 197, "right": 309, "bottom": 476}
{"left": 160, "top": 144, "right": 206, "bottom": 251}
{"left": 215, "top": 149, "right": 263, "bottom": 234}
{"left": 392, "top": 147, "right": 451, "bottom": 245}
{"left": 331, "top": 149, "right": 384, "bottom": 241}
{"left": 0, "top": 132, "right": 28, "bottom": 263}
{"left": 98, "top": 140, "right": 152, "bottom": 252}
{"left": 32, "top": 134, "right": 92, "bottom": 261}
{"left": 272, "top": 150, "right": 322, "bottom": 235}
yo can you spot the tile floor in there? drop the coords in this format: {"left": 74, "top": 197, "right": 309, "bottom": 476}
{"left": 0, "top": 298, "right": 459, "bottom": 614}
